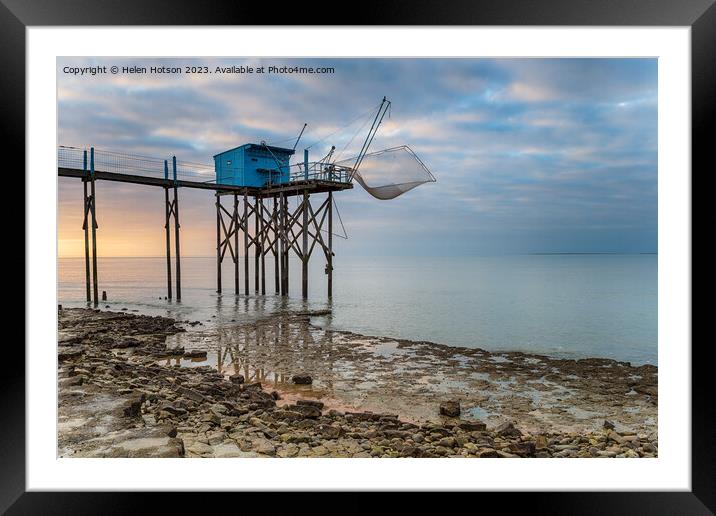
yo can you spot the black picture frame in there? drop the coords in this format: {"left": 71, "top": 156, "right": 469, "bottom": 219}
{"left": 5, "top": 0, "right": 707, "bottom": 511}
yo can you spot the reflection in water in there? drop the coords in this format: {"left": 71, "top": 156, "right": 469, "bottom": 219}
{"left": 156, "top": 309, "right": 656, "bottom": 433}
{"left": 163, "top": 314, "right": 338, "bottom": 399}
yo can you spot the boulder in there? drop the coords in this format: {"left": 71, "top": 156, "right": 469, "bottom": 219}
{"left": 292, "top": 374, "right": 313, "bottom": 385}
{"left": 183, "top": 350, "right": 207, "bottom": 359}
{"left": 494, "top": 421, "right": 523, "bottom": 437}
{"left": 459, "top": 421, "right": 486, "bottom": 432}
{"left": 439, "top": 400, "right": 461, "bottom": 418}
{"left": 508, "top": 441, "right": 536, "bottom": 456}
{"left": 229, "top": 373, "right": 245, "bottom": 384}
{"left": 296, "top": 399, "right": 324, "bottom": 410}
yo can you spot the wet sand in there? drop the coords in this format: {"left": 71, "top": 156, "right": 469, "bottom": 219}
{"left": 163, "top": 311, "right": 657, "bottom": 435}
{"left": 58, "top": 308, "right": 657, "bottom": 458}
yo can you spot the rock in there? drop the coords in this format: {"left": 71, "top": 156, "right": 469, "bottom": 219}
{"left": 121, "top": 394, "right": 146, "bottom": 418}
{"left": 272, "top": 410, "right": 304, "bottom": 421}
{"left": 160, "top": 425, "right": 178, "bottom": 438}
{"left": 439, "top": 400, "right": 461, "bottom": 417}
{"left": 508, "top": 441, "right": 536, "bottom": 456}
{"left": 242, "top": 382, "right": 263, "bottom": 392}
{"left": 292, "top": 374, "right": 313, "bottom": 385}
{"left": 210, "top": 403, "right": 228, "bottom": 415}
{"left": 201, "top": 413, "right": 221, "bottom": 426}
{"left": 534, "top": 435, "right": 549, "bottom": 450}
{"left": 288, "top": 404, "right": 322, "bottom": 419}
{"left": 603, "top": 420, "right": 615, "bottom": 430}
{"left": 229, "top": 373, "right": 245, "bottom": 384}
{"left": 607, "top": 430, "right": 625, "bottom": 444}
{"left": 296, "top": 399, "right": 324, "bottom": 410}
{"left": 177, "top": 386, "right": 205, "bottom": 402}
{"left": 317, "top": 425, "right": 343, "bottom": 439}
{"left": 187, "top": 442, "right": 214, "bottom": 456}
{"left": 59, "top": 376, "right": 84, "bottom": 387}
{"left": 494, "top": 421, "right": 523, "bottom": 438}
{"left": 270, "top": 391, "right": 281, "bottom": 400}
{"left": 159, "top": 404, "right": 187, "bottom": 416}
{"left": 115, "top": 338, "right": 141, "bottom": 349}
{"left": 207, "top": 431, "right": 227, "bottom": 446}
{"left": 213, "top": 442, "right": 249, "bottom": 458}
{"left": 252, "top": 438, "right": 276, "bottom": 456}
{"left": 183, "top": 350, "right": 207, "bottom": 359}
{"left": 58, "top": 348, "right": 83, "bottom": 362}
{"left": 459, "top": 421, "right": 486, "bottom": 431}
{"left": 437, "top": 437, "right": 457, "bottom": 448}
{"left": 478, "top": 448, "right": 500, "bottom": 458}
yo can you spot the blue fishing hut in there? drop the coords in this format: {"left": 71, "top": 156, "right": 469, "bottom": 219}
{"left": 214, "top": 143, "right": 295, "bottom": 188}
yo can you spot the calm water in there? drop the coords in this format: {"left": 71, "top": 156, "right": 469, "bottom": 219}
{"left": 58, "top": 254, "right": 657, "bottom": 365}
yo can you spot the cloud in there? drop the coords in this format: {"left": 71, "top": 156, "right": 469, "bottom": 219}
{"left": 57, "top": 57, "right": 657, "bottom": 256}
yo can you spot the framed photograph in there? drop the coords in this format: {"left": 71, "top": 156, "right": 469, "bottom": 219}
{"left": 7, "top": 0, "right": 707, "bottom": 510}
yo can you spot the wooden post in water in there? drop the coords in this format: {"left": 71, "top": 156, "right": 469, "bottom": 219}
{"left": 164, "top": 160, "right": 172, "bottom": 300}
{"left": 172, "top": 156, "right": 181, "bottom": 301}
{"left": 82, "top": 149, "right": 91, "bottom": 304}
{"left": 328, "top": 191, "right": 333, "bottom": 299}
{"left": 259, "top": 197, "right": 266, "bottom": 295}
{"left": 283, "top": 194, "right": 290, "bottom": 296}
{"left": 234, "top": 193, "right": 239, "bottom": 295}
{"left": 254, "top": 196, "right": 259, "bottom": 293}
{"left": 243, "top": 189, "right": 249, "bottom": 296}
{"left": 215, "top": 192, "right": 222, "bottom": 294}
{"left": 302, "top": 190, "right": 309, "bottom": 299}
{"left": 89, "top": 148, "right": 99, "bottom": 307}
{"left": 273, "top": 196, "right": 279, "bottom": 295}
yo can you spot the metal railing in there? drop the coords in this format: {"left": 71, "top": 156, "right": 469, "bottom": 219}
{"left": 58, "top": 146, "right": 216, "bottom": 183}
{"left": 290, "top": 163, "right": 353, "bottom": 184}
{"left": 59, "top": 146, "right": 353, "bottom": 187}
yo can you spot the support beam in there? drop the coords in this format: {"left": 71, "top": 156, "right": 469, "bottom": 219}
{"left": 259, "top": 198, "right": 266, "bottom": 295}
{"left": 244, "top": 190, "right": 249, "bottom": 296}
{"left": 215, "top": 192, "right": 241, "bottom": 296}
{"left": 328, "top": 192, "right": 333, "bottom": 298}
{"left": 255, "top": 196, "right": 259, "bottom": 293}
{"left": 273, "top": 196, "right": 279, "bottom": 295}
{"left": 89, "top": 148, "right": 99, "bottom": 306}
{"left": 280, "top": 193, "right": 289, "bottom": 296}
{"left": 172, "top": 156, "right": 181, "bottom": 301}
{"left": 164, "top": 185, "right": 173, "bottom": 300}
{"left": 215, "top": 192, "right": 222, "bottom": 294}
{"left": 234, "top": 193, "right": 239, "bottom": 295}
{"left": 302, "top": 190, "right": 309, "bottom": 299}
{"left": 82, "top": 150, "right": 91, "bottom": 304}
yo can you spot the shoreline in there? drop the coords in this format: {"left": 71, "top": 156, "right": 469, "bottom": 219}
{"left": 58, "top": 308, "right": 657, "bottom": 458}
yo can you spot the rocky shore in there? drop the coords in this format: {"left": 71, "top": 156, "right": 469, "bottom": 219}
{"left": 58, "top": 308, "right": 657, "bottom": 458}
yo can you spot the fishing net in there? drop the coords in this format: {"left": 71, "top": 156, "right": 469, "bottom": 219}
{"left": 335, "top": 145, "right": 436, "bottom": 200}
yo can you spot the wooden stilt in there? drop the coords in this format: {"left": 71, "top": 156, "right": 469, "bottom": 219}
{"left": 302, "top": 190, "right": 309, "bottom": 299}
{"left": 244, "top": 189, "right": 249, "bottom": 296}
{"left": 234, "top": 193, "right": 239, "bottom": 295}
{"left": 273, "top": 196, "right": 279, "bottom": 294}
{"left": 82, "top": 178, "right": 91, "bottom": 304}
{"left": 328, "top": 192, "right": 333, "bottom": 298}
{"left": 173, "top": 183, "right": 181, "bottom": 301}
{"left": 89, "top": 172, "right": 99, "bottom": 307}
{"left": 164, "top": 187, "right": 173, "bottom": 299}
{"left": 260, "top": 198, "right": 266, "bottom": 295}
{"left": 255, "top": 196, "right": 259, "bottom": 293}
{"left": 216, "top": 193, "right": 222, "bottom": 294}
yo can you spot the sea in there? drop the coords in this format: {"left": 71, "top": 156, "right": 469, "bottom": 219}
{"left": 58, "top": 254, "right": 657, "bottom": 365}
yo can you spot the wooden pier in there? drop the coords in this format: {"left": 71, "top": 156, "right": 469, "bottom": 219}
{"left": 58, "top": 149, "right": 351, "bottom": 306}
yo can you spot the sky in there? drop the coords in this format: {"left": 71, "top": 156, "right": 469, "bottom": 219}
{"left": 57, "top": 58, "right": 657, "bottom": 257}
